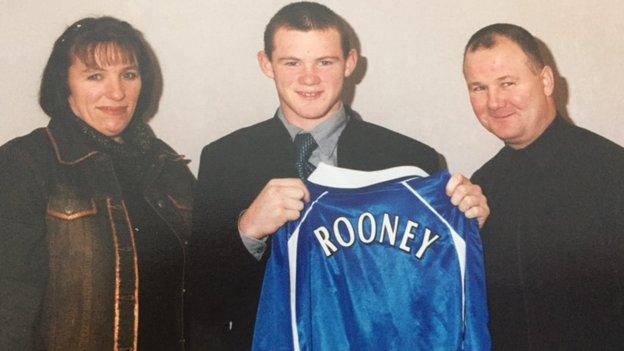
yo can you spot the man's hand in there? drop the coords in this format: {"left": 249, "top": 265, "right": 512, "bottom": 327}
{"left": 445, "top": 174, "right": 489, "bottom": 228}
{"left": 239, "top": 178, "right": 310, "bottom": 239}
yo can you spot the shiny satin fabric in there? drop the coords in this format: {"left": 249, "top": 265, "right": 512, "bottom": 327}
{"left": 253, "top": 165, "right": 490, "bottom": 350}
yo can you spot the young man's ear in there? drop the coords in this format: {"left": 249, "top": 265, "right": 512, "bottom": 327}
{"left": 257, "top": 51, "right": 275, "bottom": 79}
{"left": 344, "top": 49, "right": 358, "bottom": 78}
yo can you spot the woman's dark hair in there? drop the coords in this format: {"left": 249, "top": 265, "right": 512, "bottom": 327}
{"left": 39, "top": 16, "right": 162, "bottom": 121}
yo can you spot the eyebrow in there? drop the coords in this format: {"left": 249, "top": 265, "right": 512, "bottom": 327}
{"left": 80, "top": 64, "right": 139, "bottom": 73}
{"left": 317, "top": 56, "right": 341, "bottom": 60}
{"left": 276, "top": 55, "right": 341, "bottom": 62}
{"left": 467, "top": 74, "right": 518, "bottom": 85}
{"left": 496, "top": 75, "right": 516, "bottom": 81}
{"left": 277, "top": 57, "right": 301, "bottom": 62}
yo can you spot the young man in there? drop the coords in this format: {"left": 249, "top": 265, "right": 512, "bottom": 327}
{"left": 464, "top": 23, "right": 624, "bottom": 349}
{"left": 187, "top": 3, "right": 489, "bottom": 349}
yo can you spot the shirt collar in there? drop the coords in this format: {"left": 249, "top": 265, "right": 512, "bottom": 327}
{"left": 276, "top": 105, "right": 349, "bottom": 157}
{"left": 502, "top": 114, "right": 569, "bottom": 169}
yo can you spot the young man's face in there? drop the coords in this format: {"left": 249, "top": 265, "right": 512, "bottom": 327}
{"left": 259, "top": 27, "right": 357, "bottom": 131}
{"left": 464, "top": 36, "right": 554, "bottom": 149}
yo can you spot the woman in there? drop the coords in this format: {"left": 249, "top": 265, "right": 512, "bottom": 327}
{"left": 0, "top": 17, "right": 195, "bottom": 350}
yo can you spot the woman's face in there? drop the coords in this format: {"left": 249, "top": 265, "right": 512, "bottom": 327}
{"left": 67, "top": 48, "right": 141, "bottom": 141}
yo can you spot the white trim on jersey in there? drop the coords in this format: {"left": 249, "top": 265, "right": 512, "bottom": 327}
{"left": 308, "top": 162, "right": 429, "bottom": 188}
{"left": 288, "top": 191, "right": 329, "bottom": 351}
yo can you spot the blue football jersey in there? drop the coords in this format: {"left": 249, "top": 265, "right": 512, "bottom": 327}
{"left": 253, "top": 164, "right": 490, "bottom": 351}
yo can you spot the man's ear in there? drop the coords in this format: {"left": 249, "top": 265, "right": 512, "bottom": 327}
{"left": 258, "top": 51, "right": 275, "bottom": 79}
{"left": 344, "top": 49, "right": 358, "bottom": 78}
{"left": 541, "top": 65, "right": 555, "bottom": 97}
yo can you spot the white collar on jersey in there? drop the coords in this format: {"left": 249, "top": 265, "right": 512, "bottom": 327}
{"left": 307, "top": 163, "right": 429, "bottom": 189}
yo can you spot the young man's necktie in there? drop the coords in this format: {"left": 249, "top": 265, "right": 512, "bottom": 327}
{"left": 293, "top": 133, "right": 318, "bottom": 179}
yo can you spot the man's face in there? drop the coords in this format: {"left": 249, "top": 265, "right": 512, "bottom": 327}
{"left": 259, "top": 27, "right": 357, "bottom": 130}
{"left": 463, "top": 36, "right": 554, "bottom": 149}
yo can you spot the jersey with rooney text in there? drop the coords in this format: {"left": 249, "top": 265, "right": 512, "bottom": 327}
{"left": 252, "top": 164, "right": 490, "bottom": 350}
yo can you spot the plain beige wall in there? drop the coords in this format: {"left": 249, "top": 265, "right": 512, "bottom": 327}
{"left": 1, "top": 0, "right": 623, "bottom": 176}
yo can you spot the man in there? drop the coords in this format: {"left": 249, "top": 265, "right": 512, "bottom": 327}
{"left": 188, "top": 3, "right": 488, "bottom": 349}
{"left": 464, "top": 23, "right": 624, "bottom": 349}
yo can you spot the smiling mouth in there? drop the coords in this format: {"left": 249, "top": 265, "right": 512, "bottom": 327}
{"left": 491, "top": 111, "right": 515, "bottom": 119}
{"left": 97, "top": 106, "right": 128, "bottom": 115}
{"left": 297, "top": 91, "right": 322, "bottom": 99}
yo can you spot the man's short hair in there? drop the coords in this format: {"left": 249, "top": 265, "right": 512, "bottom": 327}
{"left": 263, "top": 1, "right": 351, "bottom": 60}
{"left": 464, "top": 23, "right": 545, "bottom": 73}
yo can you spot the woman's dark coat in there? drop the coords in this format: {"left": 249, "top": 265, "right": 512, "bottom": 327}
{"left": 0, "top": 117, "right": 195, "bottom": 350}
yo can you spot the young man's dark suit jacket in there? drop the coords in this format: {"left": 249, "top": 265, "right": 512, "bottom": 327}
{"left": 187, "top": 113, "right": 442, "bottom": 350}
